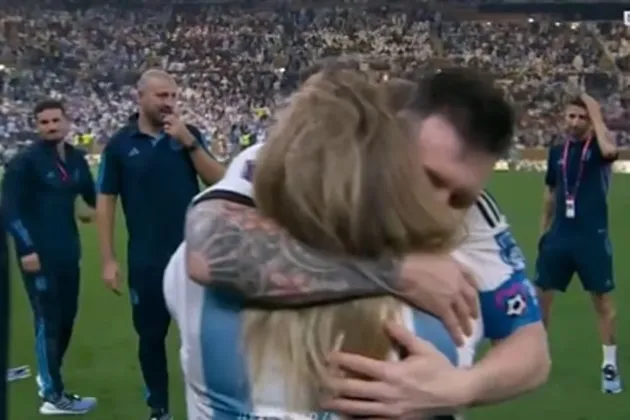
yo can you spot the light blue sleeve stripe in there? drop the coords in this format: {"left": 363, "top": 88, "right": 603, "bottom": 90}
{"left": 412, "top": 310, "right": 458, "bottom": 366}
{"left": 9, "top": 220, "right": 33, "bottom": 246}
{"left": 200, "top": 289, "right": 252, "bottom": 415}
{"left": 34, "top": 275, "right": 53, "bottom": 396}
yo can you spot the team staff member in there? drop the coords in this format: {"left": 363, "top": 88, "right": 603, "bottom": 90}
{"left": 96, "top": 69, "right": 223, "bottom": 420}
{"left": 536, "top": 93, "right": 621, "bottom": 393}
{"left": 3, "top": 100, "right": 97, "bottom": 415}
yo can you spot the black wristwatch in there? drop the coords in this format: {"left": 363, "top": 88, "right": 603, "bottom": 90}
{"left": 184, "top": 142, "right": 199, "bottom": 153}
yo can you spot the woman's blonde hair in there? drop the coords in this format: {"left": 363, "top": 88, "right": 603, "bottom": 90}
{"left": 243, "top": 69, "right": 459, "bottom": 410}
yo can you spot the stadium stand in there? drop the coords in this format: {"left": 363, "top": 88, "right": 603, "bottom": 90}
{"left": 1, "top": 0, "right": 629, "bottom": 164}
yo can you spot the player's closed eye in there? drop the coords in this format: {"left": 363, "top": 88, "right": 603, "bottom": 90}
{"left": 568, "top": 113, "right": 587, "bottom": 121}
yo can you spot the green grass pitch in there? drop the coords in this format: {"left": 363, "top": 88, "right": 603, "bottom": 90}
{"left": 7, "top": 172, "right": 630, "bottom": 419}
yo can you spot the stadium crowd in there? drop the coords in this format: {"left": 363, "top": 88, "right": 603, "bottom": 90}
{"left": 1, "top": 0, "right": 630, "bottom": 162}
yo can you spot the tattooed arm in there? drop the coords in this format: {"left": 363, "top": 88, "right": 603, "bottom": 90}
{"left": 184, "top": 199, "right": 478, "bottom": 342}
{"left": 185, "top": 199, "right": 400, "bottom": 304}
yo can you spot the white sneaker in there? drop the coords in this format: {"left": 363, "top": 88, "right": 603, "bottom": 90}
{"left": 39, "top": 393, "right": 97, "bottom": 415}
{"left": 602, "top": 364, "right": 623, "bottom": 394}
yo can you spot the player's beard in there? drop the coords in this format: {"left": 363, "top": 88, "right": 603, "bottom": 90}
{"left": 151, "top": 107, "right": 171, "bottom": 129}
{"left": 144, "top": 112, "right": 163, "bottom": 130}
{"left": 568, "top": 127, "right": 587, "bottom": 139}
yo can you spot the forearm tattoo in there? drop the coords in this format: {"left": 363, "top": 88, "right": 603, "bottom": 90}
{"left": 184, "top": 200, "right": 402, "bottom": 306}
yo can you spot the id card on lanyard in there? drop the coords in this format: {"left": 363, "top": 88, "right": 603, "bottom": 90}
{"left": 561, "top": 139, "right": 591, "bottom": 219}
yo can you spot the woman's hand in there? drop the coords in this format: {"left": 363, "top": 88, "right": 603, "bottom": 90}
{"left": 399, "top": 253, "right": 478, "bottom": 345}
{"left": 321, "top": 322, "right": 476, "bottom": 419}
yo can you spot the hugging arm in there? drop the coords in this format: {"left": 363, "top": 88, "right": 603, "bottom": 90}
{"left": 469, "top": 324, "right": 549, "bottom": 406}
{"left": 184, "top": 199, "right": 402, "bottom": 306}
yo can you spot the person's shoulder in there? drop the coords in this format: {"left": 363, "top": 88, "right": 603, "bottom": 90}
{"left": 547, "top": 141, "right": 562, "bottom": 154}
{"left": 104, "top": 127, "right": 133, "bottom": 155}
{"left": 4, "top": 146, "right": 34, "bottom": 173}
{"left": 108, "top": 123, "right": 136, "bottom": 145}
{"left": 196, "top": 144, "right": 265, "bottom": 202}
{"left": 65, "top": 142, "right": 87, "bottom": 156}
{"left": 12, "top": 144, "right": 38, "bottom": 162}
{"left": 466, "top": 190, "right": 507, "bottom": 234}
{"left": 223, "top": 144, "right": 264, "bottom": 174}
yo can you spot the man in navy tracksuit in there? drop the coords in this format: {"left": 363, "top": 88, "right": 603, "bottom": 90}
{"left": 3, "top": 99, "right": 97, "bottom": 415}
{"left": 96, "top": 69, "right": 223, "bottom": 420}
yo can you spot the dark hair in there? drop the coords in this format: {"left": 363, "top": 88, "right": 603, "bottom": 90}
{"left": 383, "top": 78, "right": 417, "bottom": 111}
{"left": 299, "top": 56, "right": 363, "bottom": 85}
{"left": 406, "top": 68, "right": 514, "bottom": 156}
{"left": 33, "top": 99, "right": 66, "bottom": 118}
{"left": 567, "top": 96, "right": 587, "bottom": 110}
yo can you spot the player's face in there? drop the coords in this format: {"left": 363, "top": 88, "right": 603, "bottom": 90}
{"left": 564, "top": 104, "right": 591, "bottom": 138}
{"left": 139, "top": 78, "right": 178, "bottom": 125}
{"left": 35, "top": 108, "right": 69, "bottom": 142}
{"left": 414, "top": 115, "right": 497, "bottom": 211}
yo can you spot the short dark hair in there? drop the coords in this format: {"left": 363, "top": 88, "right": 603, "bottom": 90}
{"left": 299, "top": 56, "right": 363, "bottom": 84}
{"left": 406, "top": 68, "right": 514, "bottom": 156}
{"left": 567, "top": 96, "right": 587, "bottom": 110}
{"left": 33, "top": 99, "right": 66, "bottom": 119}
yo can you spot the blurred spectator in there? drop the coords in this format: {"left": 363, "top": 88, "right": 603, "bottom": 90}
{"left": 1, "top": 0, "right": 629, "bottom": 163}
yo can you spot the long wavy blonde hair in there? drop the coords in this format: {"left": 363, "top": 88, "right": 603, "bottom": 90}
{"left": 243, "top": 69, "right": 459, "bottom": 411}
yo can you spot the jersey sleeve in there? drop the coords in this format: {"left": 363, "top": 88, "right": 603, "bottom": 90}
{"left": 544, "top": 146, "right": 556, "bottom": 188}
{"left": 453, "top": 196, "right": 542, "bottom": 341}
{"left": 2, "top": 154, "right": 37, "bottom": 257}
{"left": 477, "top": 260, "right": 541, "bottom": 340}
{"left": 203, "top": 144, "right": 263, "bottom": 200}
{"left": 405, "top": 308, "right": 459, "bottom": 367}
{"left": 96, "top": 139, "right": 122, "bottom": 195}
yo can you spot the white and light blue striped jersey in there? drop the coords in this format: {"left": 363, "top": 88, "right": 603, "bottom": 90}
{"left": 164, "top": 144, "right": 462, "bottom": 419}
{"left": 165, "top": 243, "right": 459, "bottom": 419}
{"left": 453, "top": 191, "right": 542, "bottom": 366}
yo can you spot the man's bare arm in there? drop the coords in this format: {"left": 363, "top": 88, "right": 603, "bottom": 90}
{"left": 467, "top": 324, "right": 550, "bottom": 406}
{"left": 184, "top": 199, "right": 402, "bottom": 305}
{"left": 540, "top": 187, "right": 555, "bottom": 234}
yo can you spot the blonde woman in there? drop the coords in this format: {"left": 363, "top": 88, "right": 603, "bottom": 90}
{"left": 165, "top": 68, "right": 468, "bottom": 419}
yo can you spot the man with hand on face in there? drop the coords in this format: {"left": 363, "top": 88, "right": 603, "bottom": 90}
{"left": 536, "top": 93, "right": 621, "bottom": 394}
{"left": 96, "top": 69, "right": 224, "bottom": 420}
{"left": 2, "top": 99, "right": 97, "bottom": 415}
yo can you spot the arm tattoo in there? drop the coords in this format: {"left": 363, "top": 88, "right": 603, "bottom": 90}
{"left": 184, "top": 200, "right": 403, "bottom": 306}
